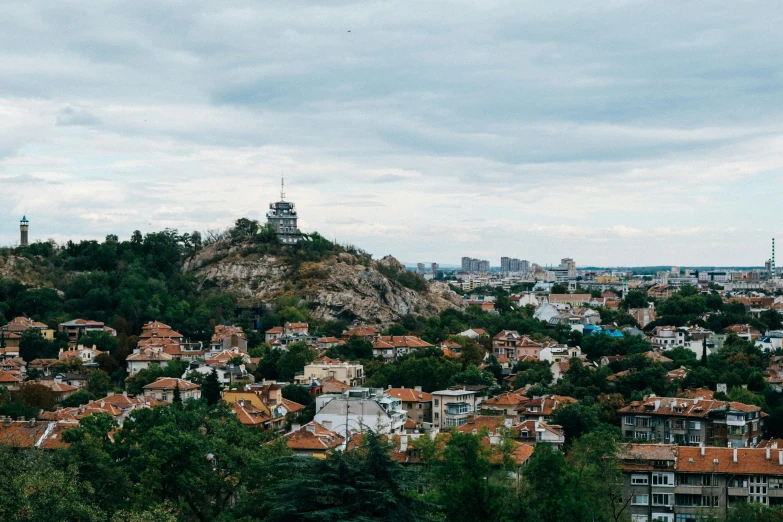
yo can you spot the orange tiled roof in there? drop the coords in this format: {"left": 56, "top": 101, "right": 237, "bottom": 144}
{"left": 143, "top": 378, "right": 199, "bottom": 391}
{"left": 284, "top": 421, "right": 344, "bottom": 450}
{"left": 385, "top": 388, "right": 433, "bottom": 403}
{"left": 483, "top": 392, "right": 529, "bottom": 407}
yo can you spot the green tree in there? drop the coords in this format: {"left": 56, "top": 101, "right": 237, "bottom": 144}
{"left": 276, "top": 341, "right": 316, "bottom": 381}
{"left": 202, "top": 368, "right": 223, "bottom": 405}
{"left": 19, "top": 328, "right": 57, "bottom": 362}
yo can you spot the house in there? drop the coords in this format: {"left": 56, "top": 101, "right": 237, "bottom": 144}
{"left": 455, "top": 415, "right": 565, "bottom": 449}
{"left": 341, "top": 326, "right": 381, "bottom": 341}
{"left": 666, "top": 366, "right": 688, "bottom": 383}
{"left": 533, "top": 303, "right": 560, "bottom": 323}
{"left": 491, "top": 331, "right": 555, "bottom": 363}
{"left": 728, "top": 324, "right": 762, "bottom": 342}
{"left": 599, "top": 355, "right": 626, "bottom": 367}
{"left": 628, "top": 305, "right": 657, "bottom": 328}
{"left": 34, "top": 379, "right": 78, "bottom": 401}
{"left": 184, "top": 361, "right": 253, "bottom": 386}
{"left": 457, "top": 328, "right": 489, "bottom": 339}
{"left": 480, "top": 392, "right": 528, "bottom": 417}
{"left": 648, "top": 326, "right": 686, "bottom": 350}
{"left": 314, "top": 388, "right": 407, "bottom": 439}
{"left": 569, "top": 307, "right": 601, "bottom": 325}
{"left": 294, "top": 357, "right": 365, "bottom": 387}
{"left": 644, "top": 351, "right": 673, "bottom": 364}
{"left": 58, "top": 344, "right": 104, "bottom": 366}
{"left": 316, "top": 337, "right": 342, "bottom": 350}
{"left": 58, "top": 319, "right": 116, "bottom": 343}
{"left": 619, "top": 444, "right": 783, "bottom": 520}
{"left": 0, "top": 370, "right": 23, "bottom": 389}
{"left": 265, "top": 326, "right": 284, "bottom": 343}
{"left": 126, "top": 346, "right": 173, "bottom": 375}
{"left": 1, "top": 316, "right": 55, "bottom": 340}
{"left": 540, "top": 345, "right": 582, "bottom": 363}
{"left": 646, "top": 284, "right": 673, "bottom": 300}
{"left": 372, "top": 336, "right": 433, "bottom": 360}
{"left": 27, "top": 358, "right": 58, "bottom": 376}
{"left": 210, "top": 325, "right": 248, "bottom": 353}
{"left": 516, "top": 395, "right": 577, "bottom": 423}
{"left": 431, "top": 389, "right": 477, "bottom": 430}
{"left": 545, "top": 294, "right": 591, "bottom": 307}
{"left": 139, "top": 321, "right": 184, "bottom": 342}
{"left": 283, "top": 421, "right": 345, "bottom": 457}
{"left": 223, "top": 384, "right": 305, "bottom": 432}
{"left": 143, "top": 378, "right": 200, "bottom": 402}
{"left": 0, "top": 418, "right": 74, "bottom": 449}
{"left": 385, "top": 387, "right": 434, "bottom": 425}
{"left": 618, "top": 396, "right": 764, "bottom": 447}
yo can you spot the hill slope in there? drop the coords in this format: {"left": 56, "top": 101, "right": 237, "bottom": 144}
{"left": 182, "top": 239, "right": 463, "bottom": 324}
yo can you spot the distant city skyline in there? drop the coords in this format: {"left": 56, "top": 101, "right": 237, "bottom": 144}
{"left": 1, "top": 3, "right": 783, "bottom": 265}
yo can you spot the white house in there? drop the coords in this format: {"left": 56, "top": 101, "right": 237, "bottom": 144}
{"left": 533, "top": 303, "right": 560, "bottom": 323}
{"left": 313, "top": 388, "right": 407, "bottom": 442}
{"left": 431, "top": 389, "right": 478, "bottom": 431}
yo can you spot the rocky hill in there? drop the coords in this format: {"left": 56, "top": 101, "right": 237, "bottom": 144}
{"left": 182, "top": 240, "right": 464, "bottom": 325}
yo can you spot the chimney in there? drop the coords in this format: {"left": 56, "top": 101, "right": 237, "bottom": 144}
{"left": 767, "top": 448, "right": 771, "bottom": 460}
{"left": 733, "top": 448, "right": 738, "bottom": 463}
{"left": 700, "top": 445, "right": 705, "bottom": 456}
{"left": 2, "top": 418, "right": 10, "bottom": 427}
{"left": 29, "top": 419, "right": 35, "bottom": 427}
{"left": 19, "top": 417, "right": 25, "bottom": 422}
{"left": 779, "top": 450, "right": 782, "bottom": 466}
{"left": 292, "top": 423, "right": 301, "bottom": 432}
{"left": 414, "top": 386, "right": 422, "bottom": 392}
{"left": 467, "top": 414, "right": 475, "bottom": 424}
{"left": 306, "top": 424, "right": 315, "bottom": 433}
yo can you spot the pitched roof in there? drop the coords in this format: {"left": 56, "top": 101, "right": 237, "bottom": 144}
{"left": 284, "top": 421, "right": 345, "bottom": 451}
{"left": 375, "top": 336, "right": 433, "bottom": 348}
{"left": 0, "top": 370, "right": 22, "bottom": 383}
{"left": 483, "top": 392, "right": 529, "bottom": 407}
{"left": 385, "top": 388, "right": 433, "bottom": 403}
{"left": 143, "top": 378, "right": 199, "bottom": 391}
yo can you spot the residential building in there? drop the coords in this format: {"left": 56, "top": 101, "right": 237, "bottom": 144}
{"left": 283, "top": 421, "right": 345, "bottom": 456}
{"left": 184, "top": 361, "right": 253, "bottom": 386}
{"left": 58, "top": 344, "right": 104, "bottom": 367}
{"left": 545, "top": 294, "right": 591, "bottom": 307}
{"left": 314, "top": 388, "right": 407, "bottom": 439}
{"left": 620, "top": 444, "right": 783, "bottom": 521}
{"left": 457, "top": 327, "right": 489, "bottom": 339}
{"left": 618, "top": 396, "right": 764, "bottom": 447}
{"left": 294, "top": 357, "right": 365, "bottom": 387}
{"left": 648, "top": 326, "right": 686, "bottom": 350}
{"left": 126, "top": 346, "right": 173, "bottom": 375}
{"left": 142, "top": 378, "right": 201, "bottom": 402}
{"left": 1, "top": 317, "right": 55, "bottom": 340}
{"left": 58, "top": 319, "right": 117, "bottom": 343}
{"left": 455, "top": 416, "right": 565, "bottom": 448}
{"left": 210, "top": 325, "right": 248, "bottom": 353}
{"left": 491, "top": 331, "right": 555, "bottom": 364}
{"left": 223, "top": 384, "right": 305, "bottom": 431}
{"left": 372, "top": 336, "right": 433, "bottom": 360}
{"left": 431, "top": 389, "right": 477, "bottom": 430}
{"left": 647, "top": 284, "right": 673, "bottom": 300}
{"left": 629, "top": 305, "right": 657, "bottom": 328}
{"left": 480, "top": 392, "right": 528, "bottom": 417}
{"left": 540, "top": 345, "right": 582, "bottom": 363}
{"left": 386, "top": 387, "right": 433, "bottom": 425}
{"left": 265, "top": 322, "right": 316, "bottom": 347}
{"left": 516, "top": 395, "right": 577, "bottom": 423}
{"left": 341, "top": 326, "right": 381, "bottom": 341}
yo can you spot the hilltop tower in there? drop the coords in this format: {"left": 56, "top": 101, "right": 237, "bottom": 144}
{"left": 266, "top": 178, "right": 302, "bottom": 245}
{"left": 19, "top": 216, "right": 29, "bottom": 247}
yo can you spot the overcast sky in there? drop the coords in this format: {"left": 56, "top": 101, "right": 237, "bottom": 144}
{"left": 1, "top": 1, "right": 781, "bottom": 267}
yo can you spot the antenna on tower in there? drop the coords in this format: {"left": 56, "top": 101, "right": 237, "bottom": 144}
{"left": 773, "top": 238, "right": 776, "bottom": 276}
{"left": 281, "top": 175, "right": 285, "bottom": 201}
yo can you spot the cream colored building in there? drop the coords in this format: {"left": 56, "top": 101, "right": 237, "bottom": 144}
{"left": 294, "top": 357, "right": 365, "bottom": 387}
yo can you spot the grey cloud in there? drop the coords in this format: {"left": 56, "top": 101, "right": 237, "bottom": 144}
{"left": 56, "top": 106, "right": 100, "bottom": 126}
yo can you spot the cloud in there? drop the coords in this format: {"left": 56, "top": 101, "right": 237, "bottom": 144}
{"left": 0, "top": 2, "right": 781, "bottom": 265}
{"left": 56, "top": 106, "right": 100, "bottom": 126}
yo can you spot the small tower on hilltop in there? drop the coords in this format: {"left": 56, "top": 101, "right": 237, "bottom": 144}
{"left": 266, "top": 177, "right": 302, "bottom": 245}
{"left": 19, "top": 216, "right": 29, "bottom": 247}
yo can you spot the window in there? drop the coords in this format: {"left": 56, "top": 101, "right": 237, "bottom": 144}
{"left": 701, "top": 496, "right": 719, "bottom": 507}
{"left": 434, "top": 399, "right": 439, "bottom": 407}
{"left": 653, "top": 473, "right": 674, "bottom": 486}
{"left": 653, "top": 493, "right": 672, "bottom": 506}
{"left": 688, "top": 421, "right": 701, "bottom": 430}
{"left": 162, "top": 393, "right": 168, "bottom": 401}
{"left": 689, "top": 434, "right": 701, "bottom": 444}
{"left": 636, "top": 417, "right": 651, "bottom": 427}
{"left": 632, "top": 494, "right": 649, "bottom": 506}
{"left": 631, "top": 474, "right": 649, "bottom": 486}
{"left": 624, "top": 416, "right": 634, "bottom": 426}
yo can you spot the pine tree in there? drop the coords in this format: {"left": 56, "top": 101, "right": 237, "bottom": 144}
{"left": 173, "top": 382, "right": 182, "bottom": 404}
{"left": 701, "top": 337, "right": 708, "bottom": 366}
{"left": 202, "top": 368, "right": 222, "bottom": 406}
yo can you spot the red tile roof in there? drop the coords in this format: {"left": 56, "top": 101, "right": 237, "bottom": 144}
{"left": 385, "top": 388, "right": 433, "bottom": 403}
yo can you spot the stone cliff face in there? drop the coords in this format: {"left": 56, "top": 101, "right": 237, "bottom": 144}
{"left": 182, "top": 241, "right": 463, "bottom": 324}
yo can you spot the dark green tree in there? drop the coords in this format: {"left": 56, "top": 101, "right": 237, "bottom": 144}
{"left": 202, "top": 367, "right": 222, "bottom": 405}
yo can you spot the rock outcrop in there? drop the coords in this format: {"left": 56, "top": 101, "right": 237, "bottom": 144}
{"left": 182, "top": 241, "right": 463, "bottom": 324}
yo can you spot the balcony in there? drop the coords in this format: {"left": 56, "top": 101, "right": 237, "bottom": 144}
{"left": 727, "top": 487, "right": 748, "bottom": 496}
{"left": 769, "top": 489, "right": 783, "bottom": 498}
{"left": 674, "top": 485, "right": 704, "bottom": 494}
